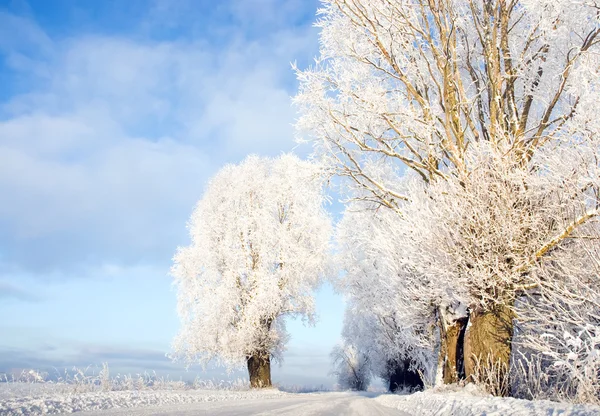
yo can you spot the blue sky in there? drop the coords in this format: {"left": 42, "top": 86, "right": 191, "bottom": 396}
{"left": 0, "top": 0, "right": 346, "bottom": 386}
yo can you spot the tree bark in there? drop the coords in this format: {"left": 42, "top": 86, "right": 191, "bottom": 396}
{"left": 438, "top": 308, "right": 468, "bottom": 385}
{"left": 463, "top": 304, "right": 514, "bottom": 396}
{"left": 247, "top": 353, "right": 272, "bottom": 388}
{"left": 442, "top": 317, "right": 468, "bottom": 384}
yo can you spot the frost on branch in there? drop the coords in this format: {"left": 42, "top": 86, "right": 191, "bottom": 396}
{"left": 295, "top": 0, "right": 600, "bottom": 210}
{"left": 170, "top": 154, "right": 332, "bottom": 387}
{"left": 513, "top": 233, "right": 600, "bottom": 404}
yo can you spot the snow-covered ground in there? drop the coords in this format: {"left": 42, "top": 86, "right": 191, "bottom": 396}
{"left": 376, "top": 390, "right": 600, "bottom": 416}
{"left": 0, "top": 385, "right": 287, "bottom": 415}
{"left": 2, "top": 383, "right": 600, "bottom": 415}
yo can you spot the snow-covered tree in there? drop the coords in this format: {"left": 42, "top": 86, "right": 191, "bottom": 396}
{"left": 335, "top": 200, "right": 441, "bottom": 388}
{"left": 340, "top": 302, "right": 429, "bottom": 391}
{"left": 390, "top": 141, "right": 600, "bottom": 396}
{"left": 170, "top": 154, "right": 332, "bottom": 388}
{"left": 295, "top": 0, "right": 600, "bottom": 208}
{"left": 295, "top": 0, "right": 600, "bottom": 393}
{"left": 330, "top": 343, "right": 371, "bottom": 391}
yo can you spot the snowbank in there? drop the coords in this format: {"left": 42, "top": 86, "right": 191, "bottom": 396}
{"left": 0, "top": 388, "right": 287, "bottom": 415}
{"left": 375, "top": 387, "right": 600, "bottom": 416}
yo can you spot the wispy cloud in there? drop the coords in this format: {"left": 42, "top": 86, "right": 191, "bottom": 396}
{"left": 0, "top": 281, "right": 40, "bottom": 302}
{"left": 0, "top": 341, "right": 332, "bottom": 385}
{"left": 0, "top": 344, "right": 201, "bottom": 378}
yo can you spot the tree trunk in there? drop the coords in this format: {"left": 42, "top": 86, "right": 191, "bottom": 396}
{"left": 442, "top": 317, "right": 468, "bottom": 384}
{"left": 437, "top": 308, "right": 468, "bottom": 385}
{"left": 247, "top": 353, "right": 272, "bottom": 388}
{"left": 463, "top": 304, "right": 514, "bottom": 396}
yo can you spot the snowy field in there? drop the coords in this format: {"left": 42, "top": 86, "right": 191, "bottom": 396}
{"left": 0, "top": 384, "right": 286, "bottom": 415}
{"left": 2, "top": 383, "right": 600, "bottom": 415}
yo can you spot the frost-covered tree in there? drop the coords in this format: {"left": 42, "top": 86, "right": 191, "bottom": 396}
{"left": 171, "top": 154, "right": 332, "bottom": 388}
{"left": 341, "top": 303, "right": 428, "bottom": 391}
{"left": 391, "top": 141, "right": 600, "bottom": 396}
{"left": 330, "top": 343, "right": 371, "bottom": 391}
{"left": 295, "top": 0, "right": 600, "bottom": 392}
{"left": 295, "top": 0, "right": 600, "bottom": 206}
{"left": 336, "top": 202, "right": 440, "bottom": 388}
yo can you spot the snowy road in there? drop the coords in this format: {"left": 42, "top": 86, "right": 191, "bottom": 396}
{"left": 74, "top": 392, "right": 409, "bottom": 416}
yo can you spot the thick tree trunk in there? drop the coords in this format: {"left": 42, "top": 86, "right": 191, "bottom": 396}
{"left": 442, "top": 317, "right": 468, "bottom": 384}
{"left": 247, "top": 353, "right": 271, "bottom": 388}
{"left": 438, "top": 308, "right": 468, "bottom": 385}
{"left": 463, "top": 304, "right": 514, "bottom": 396}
